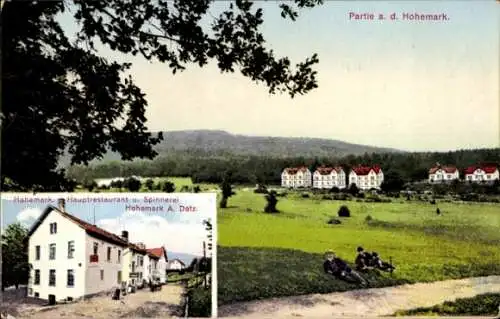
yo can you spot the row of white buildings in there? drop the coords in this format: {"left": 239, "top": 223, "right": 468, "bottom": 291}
{"left": 281, "top": 165, "right": 384, "bottom": 190}
{"left": 27, "top": 199, "right": 169, "bottom": 302}
{"left": 428, "top": 164, "right": 499, "bottom": 183}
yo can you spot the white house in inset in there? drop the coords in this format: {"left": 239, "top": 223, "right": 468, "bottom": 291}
{"left": 312, "top": 166, "right": 346, "bottom": 189}
{"left": 121, "top": 240, "right": 147, "bottom": 288}
{"left": 281, "top": 166, "right": 312, "bottom": 188}
{"left": 166, "top": 258, "right": 186, "bottom": 271}
{"left": 428, "top": 164, "right": 459, "bottom": 183}
{"left": 27, "top": 199, "right": 128, "bottom": 302}
{"left": 464, "top": 165, "right": 499, "bottom": 183}
{"left": 348, "top": 165, "right": 384, "bottom": 190}
{"left": 146, "top": 247, "right": 168, "bottom": 283}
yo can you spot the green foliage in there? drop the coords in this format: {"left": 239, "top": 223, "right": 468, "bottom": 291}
{"left": 144, "top": 178, "right": 155, "bottom": 191}
{"left": 264, "top": 191, "right": 279, "bottom": 213}
{"left": 220, "top": 176, "right": 236, "bottom": 208}
{"left": 193, "top": 185, "right": 201, "bottom": 193}
{"left": 161, "top": 181, "right": 176, "bottom": 193}
{"left": 394, "top": 293, "right": 500, "bottom": 316}
{"left": 338, "top": 205, "right": 350, "bottom": 217}
{"left": 123, "top": 177, "right": 141, "bottom": 192}
{"left": 3, "top": 0, "right": 322, "bottom": 191}
{"left": 1, "top": 223, "right": 30, "bottom": 290}
{"left": 187, "top": 286, "right": 211, "bottom": 318}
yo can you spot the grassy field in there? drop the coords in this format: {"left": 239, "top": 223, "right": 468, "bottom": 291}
{"left": 217, "top": 190, "right": 500, "bottom": 305}
{"left": 393, "top": 293, "right": 500, "bottom": 316}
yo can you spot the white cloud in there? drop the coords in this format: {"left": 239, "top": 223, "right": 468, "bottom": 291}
{"left": 17, "top": 207, "right": 42, "bottom": 228}
{"left": 96, "top": 211, "right": 208, "bottom": 257}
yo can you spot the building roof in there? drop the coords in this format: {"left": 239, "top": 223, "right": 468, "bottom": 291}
{"left": 283, "top": 166, "right": 309, "bottom": 175}
{"left": 429, "top": 166, "right": 457, "bottom": 174}
{"left": 464, "top": 165, "right": 498, "bottom": 175}
{"left": 168, "top": 258, "right": 186, "bottom": 266}
{"left": 351, "top": 165, "right": 382, "bottom": 176}
{"left": 315, "top": 166, "right": 344, "bottom": 175}
{"left": 128, "top": 243, "right": 147, "bottom": 255}
{"left": 27, "top": 205, "right": 128, "bottom": 247}
{"left": 146, "top": 247, "right": 168, "bottom": 261}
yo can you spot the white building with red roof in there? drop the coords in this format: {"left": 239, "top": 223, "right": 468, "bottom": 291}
{"left": 281, "top": 166, "right": 312, "bottom": 188}
{"left": 26, "top": 199, "right": 131, "bottom": 302}
{"left": 348, "top": 165, "right": 384, "bottom": 190}
{"left": 146, "top": 247, "right": 168, "bottom": 284}
{"left": 428, "top": 164, "right": 459, "bottom": 183}
{"left": 464, "top": 165, "right": 499, "bottom": 183}
{"left": 312, "top": 166, "right": 346, "bottom": 189}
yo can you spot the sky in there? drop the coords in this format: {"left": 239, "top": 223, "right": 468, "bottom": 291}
{"left": 1, "top": 193, "right": 216, "bottom": 257}
{"left": 57, "top": 1, "right": 499, "bottom": 152}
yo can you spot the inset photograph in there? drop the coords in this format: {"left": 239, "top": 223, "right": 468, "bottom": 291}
{"left": 0, "top": 193, "right": 216, "bottom": 318}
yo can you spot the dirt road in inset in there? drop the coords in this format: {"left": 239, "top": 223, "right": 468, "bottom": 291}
{"left": 218, "top": 275, "right": 500, "bottom": 318}
{"left": 13, "top": 284, "right": 184, "bottom": 319}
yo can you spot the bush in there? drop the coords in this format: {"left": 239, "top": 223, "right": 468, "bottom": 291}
{"left": 193, "top": 185, "right": 201, "bottom": 193}
{"left": 329, "top": 187, "right": 340, "bottom": 193}
{"left": 187, "top": 286, "right": 211, "bottom": 317}
{"left": 254, "top": 184, "right": 268, "bottom": 194}
{"left": 301, "top": 193, "right": 310, "bottom": 198}
{"left": 337, "top": 205, "right": 350, "bottom": 218}
{"left": 365, "top": 215, "right": 373, "bottom": 222}
{"left": 327, "top": 218, "right": 342, "bottom": 225}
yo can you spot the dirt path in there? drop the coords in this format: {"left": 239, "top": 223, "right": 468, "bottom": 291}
{"left": 12, "top": 284, "right": 185, "bottom": 319}
{"left": 218, "top": 275, "right": 500, "bottom": 318}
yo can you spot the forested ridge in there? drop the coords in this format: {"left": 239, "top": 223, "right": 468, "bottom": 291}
{"left": 66, "top": 148, "right": 500, "bottom": 185}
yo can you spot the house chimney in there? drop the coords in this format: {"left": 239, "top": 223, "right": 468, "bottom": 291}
{"left": 121, "top": 231, "right": 129, "bottom": 242}
{"left": 136, "top": 242, "right": 145, "bottom": 249}
{"left": 58, "top": 198, "right": 66, "bottom": 212}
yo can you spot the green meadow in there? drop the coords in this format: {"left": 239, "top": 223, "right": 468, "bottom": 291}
{"left": 217, "top": 190, "right": 500, "bottom": 305}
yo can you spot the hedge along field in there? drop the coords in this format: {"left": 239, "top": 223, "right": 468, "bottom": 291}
{"left": 217, "top": 190, "right": 500, "bottom": 305}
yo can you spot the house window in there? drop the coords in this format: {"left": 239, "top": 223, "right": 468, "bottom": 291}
{"left": 35, "top": 246, "right": 40, "bottom": 260}
{"left": 117, "top": 271, "right": 122, "bottom": 284}
{"left": 93, "top": 242, "right": 98, "bottom": 255}
{"left": 49, "top": 269, "right": 56, "bottom": 286}
{"left": 447, "top": 174, "right": 451, "bottom": 179}
{"left": 49, "top": 222, "right": 57, "bottom": 234}
{"left": 49, "top": 244, "right": 56, "bottom": 260}
{"left": 139, "top": 256, "right": 144, "bottom": 267}
{"left": 34, "top": 269, "right": 40, "bottom": 285}
{"left": 68, "top": 241, "right": 75, "bottom": 259}
{"left": 131, "top": 261, "right": 136, "bottom": 272}
{"left": 107, "top": 247, "right": 111, "bottom": 261}
{"left": 118, "top": 250, "right": 121, "bottom": 263}
{"left": 100, "top": 269, "right": 104, "bottom": 281}
{"left": 67, "top": 270, "right": 74, "bottom": 287}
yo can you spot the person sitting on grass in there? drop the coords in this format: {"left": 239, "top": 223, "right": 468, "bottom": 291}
{"left": 323, "top": 250, "right": 368, "bottom": 286}
{"left": 355, "top": 246, "right": 373, "bottom": 271}
{"left": 371, "top": 252, "right": 395, "bottom": 272}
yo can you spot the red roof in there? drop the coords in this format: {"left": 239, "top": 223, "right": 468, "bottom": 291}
{"left": 147, "top": 247, "right": 167, "bottom": 260}
{"left": 284, "top": 166, "right": 309, "bottom": 175}
{"left": 429, "top": 166, "right": 457, "bottom": 174}
{"left": 464, "top": 165, "right": 498, "bottom": 175}
{"left": 315, "top": 166, "right": 344, "bottom": 175}
{"left": 59, "top": 209, "right": 128, "bottom": 247}
{"left": 351, "top": 165, "right": 382, "bottom": 176}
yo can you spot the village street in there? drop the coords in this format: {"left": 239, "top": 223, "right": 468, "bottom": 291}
{"left": 1, "top": 284, "right": 185, "bottom": 319}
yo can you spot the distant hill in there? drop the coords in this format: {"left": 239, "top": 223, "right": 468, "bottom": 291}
{"left": 59, "top": 130, "right": 404, "bottom": 166}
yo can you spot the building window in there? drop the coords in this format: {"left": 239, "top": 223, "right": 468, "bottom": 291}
{"left": 118, "top": 250, "right": 121, "bottom": 263}
{"left": 49, "top": 269, "right": 56, "bottom": 286}
{"left": 49, "top": 244, "right": 56, "bottom": 260}
{"left": 67, "top": 270, "right": 74, "bottom": 287}
{"left": 35, "top": 246, "right": 40, "bottom": 260}
{"left": 68, "top": 241, "right": 75, "bottom": 259}
{"left": 107, "top": 247, "right": 111, "bottom": 261}
{"left": 49, "top": 222, "right": 57, "bottom": 234}
{"left": 34, "top": 269, "right": 40, "bottom": 285}
{"left": 117, "top": 271, "right": 122, "bottom": 284}
{"left": 93, "top": 242, "right": 98, "bottom": 255}
{"left": 100, "top": 269, "right": 104, "bottom": 281}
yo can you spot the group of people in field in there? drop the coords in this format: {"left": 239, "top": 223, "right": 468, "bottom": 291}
{"left": 323, "top": 246, "right": 395, "bottom": 286}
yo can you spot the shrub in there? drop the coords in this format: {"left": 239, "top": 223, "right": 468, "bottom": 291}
{"left": 337, "top": 205, "right": 350, "bottom": 218}
{"left": 301, "top": 193, "right": 310, "bottom": 198}
{"left": 327, "top": 218, "right": 342, "bottom": 225}
{"left": 329, "top": 187, "right": 340, "bottom": 193}
{"left": 254, "top": 184, "right": 268, "bottom": 194}
{"left": 365, "top": 215, "right": 373, "bottom": 222}
{"left": 187, "top": 287, "right": 211, "bottom": 317}
{"left": 430, "top": 199, "right": 436, "bottom": 204}
{"left": 193, "top": 185, "right": 201, "bottom": 193}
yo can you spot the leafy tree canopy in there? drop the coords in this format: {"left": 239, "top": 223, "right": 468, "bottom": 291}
{"left": 1, "top": 0, "right": 322, "bottom": 191}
